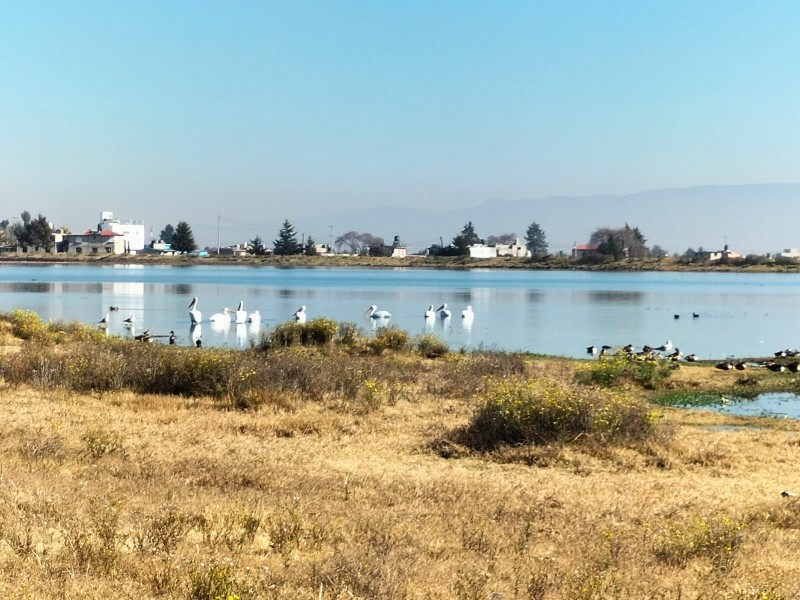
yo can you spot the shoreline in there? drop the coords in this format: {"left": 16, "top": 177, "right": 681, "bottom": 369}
{"left": 2, "top": 253, "right": 800, "bottom": 273}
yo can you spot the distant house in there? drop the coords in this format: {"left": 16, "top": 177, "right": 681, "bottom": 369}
{"left": 572, "top": 244, "right": 599, "bottom": 259}
{"left": 468, "top": 244, "right": 496, "bottom": 259}
{"left": 495, "top": 238, "right": 530, "bottom": 258}
{"left": 369, "top": 235, "right": 408, "bottom": 258}
{"left": 97, "top": 211, "right": 146, "bottom": 252}
{"left": 708, "top": 245, "right": 742, "bottom": 261}
{"left": 218, "top": 243, "right": 250, "bottom": 257}
{"left": 59, "top": 211, "right": 145, "bottom": 255}
{"left": 64, "top": 230, "right": 127, "bottom": 255}
{"left": 777, "top": 248, "right": 800, "bottom": 259}
{"left": 142, "top": 240, "right": 177, "bottom": 255}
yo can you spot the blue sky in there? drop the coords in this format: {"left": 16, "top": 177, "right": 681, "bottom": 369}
{"left": 2, "top": 1, "right": 799, "bottom": 248}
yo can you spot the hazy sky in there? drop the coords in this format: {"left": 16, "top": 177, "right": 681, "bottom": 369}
{"left": 2, "top": 1, "right": 799, "bottom": 247}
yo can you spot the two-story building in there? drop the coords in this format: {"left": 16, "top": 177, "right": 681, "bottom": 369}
{"left": 61, "top": 212, "right": 146, "bottom": 255}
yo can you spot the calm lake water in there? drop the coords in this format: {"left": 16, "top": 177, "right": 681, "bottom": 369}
{"left": 1, "top": 264, "right": 799, "bottom": 359}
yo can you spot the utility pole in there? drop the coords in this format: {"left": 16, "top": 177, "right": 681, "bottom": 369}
{"left": 217, "top": 214, "right": 220, "bottom": 255}
{"left": 329, "top": 225, "right": 334, "bottom": 254}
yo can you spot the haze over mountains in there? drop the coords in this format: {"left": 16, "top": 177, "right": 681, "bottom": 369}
{"left": 265, "top": 183, "right": 800, "bottom": 257}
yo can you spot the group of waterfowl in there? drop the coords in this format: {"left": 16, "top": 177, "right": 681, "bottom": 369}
{"left": 99, "top": 297, "right": 478, "bottom": 347}
{"left": 714, "top": 348, "right": 800, "bottom": 373}
{"left": 422, "top": 303, "right": 474, "bottom": 321}
{"left": 586, "top": 338, "right": 800, "bottom": 372}
{"left": 363, "top": 303, "right": 474, "bottom": 322}
{"left": 188, "top": 297, "right": 263, "bottom": 326}
{"left": 586, "top": 341, "right": 682, "bottom": 361}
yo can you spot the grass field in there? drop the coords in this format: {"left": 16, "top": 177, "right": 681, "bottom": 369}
{"left": 1, "top": 312, "right": 800, "bottom": 598}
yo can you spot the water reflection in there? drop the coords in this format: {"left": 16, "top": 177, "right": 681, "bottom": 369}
{"left": 588, "top": 291, "right": 645, "bottom": 303}
{"left": 0, "top": 282, "right": 54, "bottom": 293}
{"left": 687, "top": 392, "right": 800, "bottom": 420}
{"left": 4, "top": 265, "right": 800, "bottom": 358}
{"left": 190, "top": 324, "right": 202, "bottom": 346}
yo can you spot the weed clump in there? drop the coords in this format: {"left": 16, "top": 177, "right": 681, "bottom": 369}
{"left": 1, "top": 310, "right": 105, "bottom": 345}
{"left": 460, "top": 379, "right": 660, "bottom": 450}
{"left": 415, "top": 333, "right": 449, "bottom": 358}
{"left": 367, "top": 326, "right": 410, "bottom": 355}
{"left": 264, "top": 318, "right": 339, "bottom": 348}
{"left": 651, "top": 514, "right": 748, "bottom": 571}
{"left": 577, "top": 352, "right": 677, "bottom": 390}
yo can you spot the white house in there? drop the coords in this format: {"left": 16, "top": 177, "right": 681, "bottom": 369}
{"left": 468, "top": 244, "right": 497, "bottom": 259}
{"left": 777, "top": 248, "right": 800, "bottom": 259}
{"left": 495, "top": 238, "right": 531, "bottom": 258}
{"left": 98, "top": 211, "right": 146, "bottom": 252}
{"left": 64, "top": 230, "right": 127, "bottom": 255}
{"left": 708, "top": 245, "right": 742, "bottom": 261}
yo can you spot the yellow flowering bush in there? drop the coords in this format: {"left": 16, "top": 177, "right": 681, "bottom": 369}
{"left": 577, "top": 351, "right": 677, "bottom": 390}
{"left": 463, "top": 378, "right": 659, "bottom": 449}
{"left": 651, "top": 514, "right": 748, "bottom": 571}
{"left": 6, "top": 309, "right": 48, "bottom": 341}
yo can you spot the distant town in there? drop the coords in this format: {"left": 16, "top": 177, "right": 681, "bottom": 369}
{"left": 3, "top": 210, "right": 800, "bottom": 267}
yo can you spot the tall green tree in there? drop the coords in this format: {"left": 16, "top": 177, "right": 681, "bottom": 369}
{"left": 171, "top": 221, "right": 197, "bottom": 253}
{"left": 451, "top": 221, "right": 482, "bottom": 255}
{"left": 17, "top": 214, "right": 53, "bottom": 250}
{"left": 159, "top": 224, "right": 175, "bottom": 244}
{"left": 12, "top": 211, "right": 31, "bottom": 242}
{"left": 304, "top": 236, "right": 317, "bottom": 256}
{"left": 249, "top": 235, "right": 267, "bottom": 256}
{"left": 273, "top": 220, "right": 302, "bottom": 255}
{"left": 524, "top": 222, "right": 548, "bottom": 256}
{"left": 589, "top": 224, "right": 649, "bottom": 260}
{"left": 0, "top": 219, "right": 14, "bottom": 245}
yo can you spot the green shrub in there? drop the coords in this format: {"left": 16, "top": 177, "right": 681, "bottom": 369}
{"left": 189, "top": 561, "right": 238, "bottom": 600}
{"left": 336, "top": 321, "right": 360, "bottom": 346}
{"left": 577, "top": 352, "right": 676, "bottom": 390}
{"left": 367, "top": 326, "right": 410, "bottom": 355}
{"left": 5, "top": 309, "right": 49, "bottom": 341}
{"left": 460, "top": 379, "right": 659, "bottom": 450}
{"left": 415, "top": 333, "right": 449, "bottom": 358}
{"left": 268, "top": 318, "right": 339, "bottom": 348}
{"left": 0, "top": 310, "right": 107, "bottom": 345}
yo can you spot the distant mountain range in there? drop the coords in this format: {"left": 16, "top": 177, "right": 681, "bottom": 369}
{"left": 210, "top": 183, "right": 800, "bottom": 256}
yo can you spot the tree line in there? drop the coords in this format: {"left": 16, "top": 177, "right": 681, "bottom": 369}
{"left": 1, "top": 210, "right": 705, "bottom": 264}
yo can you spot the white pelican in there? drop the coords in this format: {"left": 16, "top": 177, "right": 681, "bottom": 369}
{"left": 365, "top": 305, "right": 391, "bottom": 319}
{"left": 424, "top": 304, "right": 435, "bottom": 320}
{"left": 436, "top": 303, "right": 451, "bottom": 319}
{"left": 247, "top": 310, "right": 261, "bottom": 325}
{"left": 234, "top": 300, "right": 248, "bottom": 325}
{"left": 293, "top": 305, "right": 307, "bottom": 323}
{"left": 123, "top": 313, "right": 135, "bottom": 327}
{"left": 461, "top": 305, "right": 474, "bottom": 320}
{"left": 189, "top": 297, "right": 202, "bottom": 324}
{"left": 209, "top": 307, "right": 232, "bottom": 323}
{"left": 99, "top": 313, "right": 109, "bottom": 328}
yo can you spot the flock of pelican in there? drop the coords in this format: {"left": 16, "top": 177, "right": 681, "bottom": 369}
{"left": 366, "top": 302, "right": 475, "bottom": 324}
{"left": 98, "top": 297, "right": 476, "bottom": 347}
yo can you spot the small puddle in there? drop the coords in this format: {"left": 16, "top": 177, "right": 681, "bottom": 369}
{"left": 682, "top": 392, "right": 800, "bottom": 419}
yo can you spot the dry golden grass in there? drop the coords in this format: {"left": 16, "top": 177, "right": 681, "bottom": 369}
{"left": 1, "top": 314, "right": 800, "bottom": 599}
{"left": 0, "top": 352, "right": 799, "bottom": 599}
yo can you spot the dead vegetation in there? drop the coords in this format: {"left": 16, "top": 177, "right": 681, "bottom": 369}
{"left": 0, "top": 315, "right": 799, "bottom": 598}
